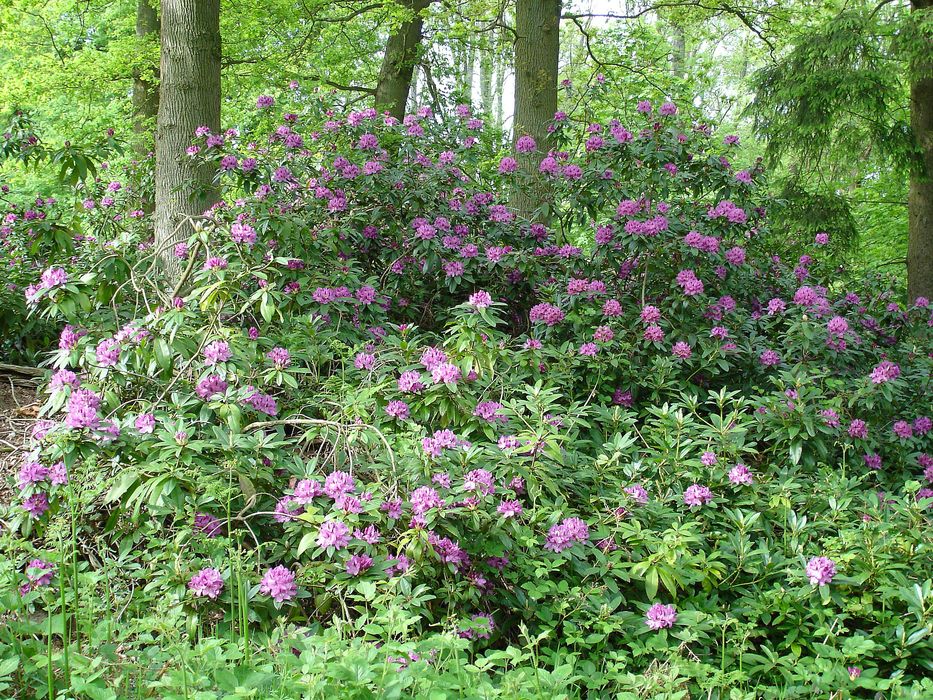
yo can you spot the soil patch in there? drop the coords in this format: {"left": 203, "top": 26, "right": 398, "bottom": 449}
{"left": 0, "top": 376, "right": 40, "bottom": 506}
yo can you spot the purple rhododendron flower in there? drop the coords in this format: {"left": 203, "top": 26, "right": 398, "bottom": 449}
{"left": 683, "top": 484, "right": 713, "bottom": 507}
{"left": 805, "top": 556, "right": 836, "bottom": 586}
{"left": 259, "top": 566, "right": 297, "bottom": 602}
{"left": 317, "top": 519, "right": 351, "bottom": 549}
{"left": 21, "top": 559, "right": 54, "bottom": 595}
{"left": 645, "top": 603, "right": 677, "bottom": 630}
{"left": 345, "top": 554, "right": 374, "bottom": 576}
{"left": 188, "top": 568, "right": 224, "bottom": 599}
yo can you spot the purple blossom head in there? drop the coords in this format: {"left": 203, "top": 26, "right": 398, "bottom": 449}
{"left": 759, "top": 349, "right": 781, "bottom": 367}
{"left": 463, "top": 469, "right": 495, "bottom": 495}
{"left": 385, "top": 400, "right": 410, "bottom": 419}
{"left": 624, "top": 484, "right": 649, "bottom": 504}
{"left": 21, "top": 559, "right": 55, "bottom": 595}
{"left": 892, "top": 420, "right": 914, "bottom": 439}
{"left": 431, "top": 362, "right": 461, "bottom": 385}
{"left": 419, "top": 347, "right": 448, "bottom": 371}
{"left": 22, "top": 492, "right": 49, "bottom": 518}
{"left": 672, "top": 341, "right": 692, "bottom": 360}
{"left": 398, "top": 370, "right": 424, "bottom": 394}
{"left": 914, "top": 416, "right": 931, "bottom": 435}
{"left": 95, "top": 339, "right": 120, "bottom": 367}
{"left": 645, "top": 603, "right": 677, "bottom": 630}
{"left": 767, "top": 298, "right": 786, "bottom": 315}
{"left": 134, "top": 413, "right": 156, "bottom": 434}
{"left": 195, "top": 374, "right": 228, "bottom": 400}
{"left": 410, "top": 486, "right": 443, "bottom": 515}
{"left": 259, "top": 565, "right": 297, "bottom": 602}
{"left": 805, "top": 556, "right": 836, "bottom": 586}
{"left": 593, "top": 326, "right": 615, "bottom": 343}
{"left": 869, "top": 361, "right": 900, "bottom": 384}
{"left": 683, "top": 484, "right": 713, "bottom": 507}
{"left": 231, "top": 222, "right": 256, "bottom": 245}
{"left": 345, "top": 554, "right": 374, "bottom": 576}
{"left": 194, "top": 512, "right": 223, "bottom": 537}
{"left": 324, "top": 471, "right": 355, "bottom": 498}
{"left": 544, "top": 517, "right": 589, "bottom": 552}
{"left": 65, "top": 389, "right": 101, "bottom": 430}
{"left": 48, "top": 461, "right": 68, "bottom": 486}
{"left": 468, "top": 290, "right": 493, "bottom": 309}
{"left": 515, "top": 135, "right": 536, "bottom": 153}
{"left": 848, "top": 419, "right": 867, "bottom": 439}
{"left": 203, "top": 340, "right": 232, "bottom": 365}
{"left": 243, "top": 387, "right": 277, "bottom": 416}
{"left": 40, "top": 267, "right": 68, "bottom": 289}
{"left": 728, "top": 464, "right": 754, "bottom": 485}
{"left": 59, "top": 325, "right": 85, "bottom": 350}
{"left": 188, "top": 567, "right": 224, "bottom": 599}
{"left": 267, "top": 347, "right": 291, "bottom": 369}
{"left": 17, "top": 461, "right": 48, "bottom": 488}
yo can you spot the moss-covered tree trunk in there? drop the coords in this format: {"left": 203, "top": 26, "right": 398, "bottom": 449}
{"left": 374, "top": 0, "right": 431, "bottom": 120}
{"left": 512, "top": 0, "right": 560, "bottom": 221}
{"left": 155, "top": 0, "right": 221, "bottom": 276}
{"left": 132, "top": 0, "right": 160, "bottom": 155}
{"left": 908, "top": 0, "right": 933, "bottom": 303}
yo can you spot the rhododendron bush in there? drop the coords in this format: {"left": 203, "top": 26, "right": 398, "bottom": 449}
{"left": 2, "top": 93, "right": 932, "bottom": 698}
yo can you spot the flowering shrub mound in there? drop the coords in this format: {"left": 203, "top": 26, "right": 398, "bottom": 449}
{"left": 2, "top": 93, "right": 932, "bottom": 697}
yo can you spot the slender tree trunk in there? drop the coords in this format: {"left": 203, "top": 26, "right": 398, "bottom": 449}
{"left": 408, "top": 66, "right": 420, "bottom": 113}
{"left": 670, "top": 23, "right": 686, "bottom": 79}
{"left": 480, "top": 44, "right": 493, "bottom": 114}
{"left": 374, "top": 0, "right": 431, "bottom": 120}
{"left": 512, "top": 0, "right": 560, "bottom": 220}
{"left": 132, "top": 0, "right": 160, "bottom": 155}
{"left": 462, "top": 43, "right": 475, "bottom": 103}
{"left": 494, "top": 44, "right": 505, "bottom": 127}
{"left": 908, "top": 0, "right": 933, "bottom": 303}
{"left": 155, "top": 0, "right": 221, "bottom": 275}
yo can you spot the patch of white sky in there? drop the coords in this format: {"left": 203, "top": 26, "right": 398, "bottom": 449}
{"left": 443, "top": 0, "right": 745, "bottom": 129}
{"left": 464, "top": 0, "right": 658, "bottom": 129}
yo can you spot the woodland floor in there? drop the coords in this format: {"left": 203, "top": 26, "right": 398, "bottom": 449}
{"left": 0, "top": 375, "right": 38, "bottom": 507}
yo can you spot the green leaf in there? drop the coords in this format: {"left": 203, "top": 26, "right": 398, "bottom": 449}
{"left": 0, "top": 657, "right": 19, "bottom": 677}
{"left": 297, "top": 531, "right": 317, "bottom": 557}
{"left": 260, "top": 293, "right": 275, "bottom": 323}
{"left": 105, "top": 471, "right": 139, "bottom": 504}
{"left": 645, "top": 567, "right": 659, "bottom": 599}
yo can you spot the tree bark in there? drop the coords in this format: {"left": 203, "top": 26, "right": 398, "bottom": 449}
{"left": 132, "top": 0, "right": 160, "bottom": 155}
{"left": 374, "top": 0, "right": 431, "bottom": 120}
{"left": 494, "top": 44, "right": 504, "bottom": 127}
{"left": 155, "top": 0, "right": 221, "bottom": 276}
{"left": 512, "top": 0, "right": 560, "bottom": 221}
{"left": 461, "top": 43, "right": 475, "bottom": 103}
{"left": 908, "top": 0, "right": 933, "bottom": 303}
{"left": 670, "top": 22, "right": 686, "bottom": 79}
{"left": 480, "top": 43, "right": 493, "bottom": 115}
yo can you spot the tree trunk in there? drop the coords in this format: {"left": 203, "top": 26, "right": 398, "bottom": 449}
{"left": 512, "top": 0, "right": 560, "bottom": 221}
{"left": 670, "top": 23, "right": 686, "bottom": 79}
{"left": 908, "top": 0, "right": 933, "bottom": 303}
{"left": 462, "top": 43, "right": 475, "bottom": 104}
{"left": 155, "top": 0, "right": 221, "bottom": 276}
{"left": 480, "top": 44, "right": 493, "bottom": 115}
{"left": 132, "top": 0, "right": 160, "bottom": 155}
{"left": 408, "top": 66, "right": 420, "bottom": 113}
{"left": 494, "top": 46, "right": 504, "bottom": 127}
{"left": 374, "top": 0, "right": 431, "bottom": 120}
